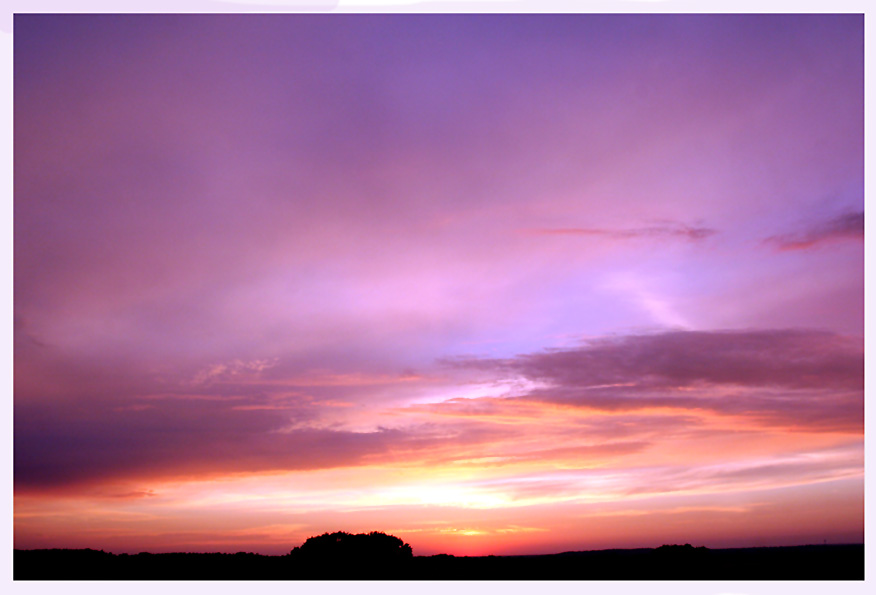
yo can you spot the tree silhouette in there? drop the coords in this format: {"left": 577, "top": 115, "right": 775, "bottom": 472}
{"left": 291, "top": 531, "right": 412, "bottom": 560}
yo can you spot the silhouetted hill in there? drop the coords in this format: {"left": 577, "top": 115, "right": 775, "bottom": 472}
{"left": 13, "top": 542, "right": 864, "bottom": 580}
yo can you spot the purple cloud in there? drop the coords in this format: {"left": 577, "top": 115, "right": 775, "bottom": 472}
{"left": 765, "top": 211, "right": 863, "bottom": 251}
{"left": 457, "top": 329, "right": 861, "bottom": 390}
{"left": 13, "top": 394, "right": 426, "bottom": 490}
{"left": 449, "top": 329, "right": 863, "bottom": 432}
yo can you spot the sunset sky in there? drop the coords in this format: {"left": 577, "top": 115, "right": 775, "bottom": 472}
{"left": 13, "top": 13, "right": 864, "bottom": 556}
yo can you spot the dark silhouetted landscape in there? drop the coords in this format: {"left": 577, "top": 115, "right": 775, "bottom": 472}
{"left": 13, "top": 532, "right": 864, "bottom": 580}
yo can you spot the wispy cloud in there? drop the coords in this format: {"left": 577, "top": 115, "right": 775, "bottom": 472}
{"left": 765, "top": 211, "right": 863, "bottom": 251}
{"left": 465, "top": 442, "right": 863, "bottom": 503}
{"left": 190, "top": 358, "right": 279, "bottom": 385}
{"left": 526, "top": 221, "right": 717, "bottom": 242}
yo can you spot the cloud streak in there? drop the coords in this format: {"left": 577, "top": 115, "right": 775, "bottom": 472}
{"left": 449, "top": 329, "right": 863, "bottom": 432}
{"left": 527, "top": 221, "right": 717, "bottom": 242}
{"left": 423, "top": 441, "right": 863, "bottom": 506}
{"left": 765, "top": 211, "right": 863, "bottom": 251}
{"left": 454, "top": 329, "right": 862, "bottom": 389}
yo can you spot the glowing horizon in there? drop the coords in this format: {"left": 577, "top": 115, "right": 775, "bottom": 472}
{"left": 13, "top": 13, "right": 863, "bottom": 557}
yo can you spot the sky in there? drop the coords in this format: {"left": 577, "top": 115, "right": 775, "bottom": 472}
{"left": 12, "top": 13, "right": 864, "bottom": 557}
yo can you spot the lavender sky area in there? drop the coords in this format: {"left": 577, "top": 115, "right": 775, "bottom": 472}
{"left": 13, "top": 13, "right": 864, "bottom": 556}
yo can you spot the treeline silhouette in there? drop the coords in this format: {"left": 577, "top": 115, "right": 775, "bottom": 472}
{"left": 13, "top": 532, "right": 864, "bottom": 580}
